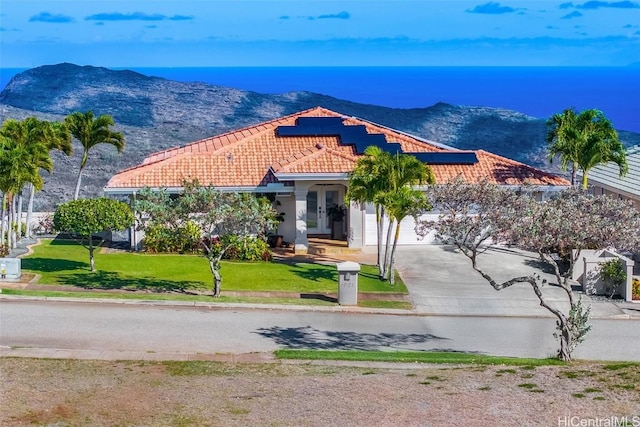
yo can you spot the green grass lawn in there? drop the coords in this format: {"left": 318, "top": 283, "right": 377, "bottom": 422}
{"left": 21, "top": 239, "right": 407, "bottom": 295}
{"left": 275, "top": 350, "right": 567, "bottom": 366}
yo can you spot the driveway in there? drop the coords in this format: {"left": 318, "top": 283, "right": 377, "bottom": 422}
{"left": 391, "top": 245, "right": 628, "bottom": 318}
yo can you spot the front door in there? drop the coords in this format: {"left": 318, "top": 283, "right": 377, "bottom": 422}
{"left": 307, "top": 186, "right": 342, "bottom": 235}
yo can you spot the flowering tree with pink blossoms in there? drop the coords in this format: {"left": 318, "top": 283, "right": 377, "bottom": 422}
{"left": 416, "top": 178, "right": 640, "bottom": 361}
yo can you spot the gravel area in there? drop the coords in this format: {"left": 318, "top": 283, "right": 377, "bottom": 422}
{"left": 1, "top": 358, "right": 639, "bottom": 426}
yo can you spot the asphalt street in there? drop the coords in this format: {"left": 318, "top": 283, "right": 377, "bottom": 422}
{"left": 1, "top": 300, "right": 639, "bottom": 361}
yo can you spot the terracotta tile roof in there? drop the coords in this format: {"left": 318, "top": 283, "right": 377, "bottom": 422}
{"left": 430, "top": 150, "right": 569, "bottom": 186}
{"left": 105, "top": 106, "right": 569, "bottom": 191}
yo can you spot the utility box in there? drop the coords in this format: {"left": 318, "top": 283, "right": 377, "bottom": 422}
{"left": 336, "top": 261, "right": 360, "bottom": 305}
{"left": 0, "top": 258, "right": 21, "bottom": 280}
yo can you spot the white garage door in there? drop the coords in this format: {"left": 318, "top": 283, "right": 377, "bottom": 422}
{"left": 364, "top": 213, "right": 440, "bottom": 246}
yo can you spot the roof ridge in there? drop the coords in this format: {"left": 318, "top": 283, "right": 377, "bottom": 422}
{"left": 141, "top": 106, "right": 343, "bottom": 164}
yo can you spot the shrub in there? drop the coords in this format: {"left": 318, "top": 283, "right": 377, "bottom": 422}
{"left": 632, "top": 278, "right": 640, "bottom": 301}
{"left": 0, "top": 244, "right": 8, "bottom": 257}
{"left": 600, "top": 258, "right": 626, "bottom": 299}
{"left": 203, "top": 235, "right": 271, "bottom": 262}
{"left": 222, "top": 235, "right": 271, "bottom": 261}
{"left": 32, "top": 214, "right": 55, "bottom": 235}
{"left": 143, "top": 221, "right": 201, "bottom": 254}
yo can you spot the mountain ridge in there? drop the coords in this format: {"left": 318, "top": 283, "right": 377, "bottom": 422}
{"left": 1, "top": 63, "right": 638, "bottom": 210}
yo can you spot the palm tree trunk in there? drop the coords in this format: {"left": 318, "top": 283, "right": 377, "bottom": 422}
{"left": 376, "top": 205, "right": 383, "bottom": 274}
{"left": 8, "top": 194, "right": 15, "bottom": 249}
{"left": 581, "top": 171, "right": 589, "bottom": 190}
{"left": 387, "top": 224, "right": 402, "bottom": 284}
{"left": 17, "top": 192, "right": 23, "bottom": 241}
{"left": 26, "top": 183, "right": 35, "bottom": 239}
{"left": 570, "top": 164, "right": 577, "bottom": 187}
{"left": 74, "top": 167, "right": 84, "bottom": 200}
{"left": 0, "top": 193, "right": 6, "bottom": 247}
{"left": 381, "top": 218, "right": 395, "bottom": 280}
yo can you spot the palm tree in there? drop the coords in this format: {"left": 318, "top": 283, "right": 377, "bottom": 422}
{"left": 20, "top": 118, "right": 72, "bottom": 238}
{"left": 547, "top": 108, "right": 580, "bottom": 186}
{"left": 347, "top": 146, "right": 434, "bottom": 280}
{"left": 547, "top": 108, "right": 627, "bottom": 189}
{"left": 64, "top": 111, "right": 125, "bottom": 200}
{"left": 574, "top": 109, "right": 627, "bottom": 190}
{"left": 0, "top": 121, "right": 53, "bottom": 248}
{"left": 346, "top": 146, "right": 393, "bottom": 277}
{"left": 380, "top": 152, "right": 435, "bottom": 280}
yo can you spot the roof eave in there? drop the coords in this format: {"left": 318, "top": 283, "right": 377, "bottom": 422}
{"left": 273, "top": 172, "right": 349, "bottom": 181}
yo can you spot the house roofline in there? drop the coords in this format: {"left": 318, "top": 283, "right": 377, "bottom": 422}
{"left": 104, "top": 183, "right": 294, "bottom": 195}
{"left": 273, "top": 172, "right": 349, "bottom": 181}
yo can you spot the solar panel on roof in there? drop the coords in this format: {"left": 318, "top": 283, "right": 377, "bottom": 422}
{"left": 275, "top": 116, "right": 478, "bottom": 165}
{"left": 412, "top": 152, "right": 478, "bottom": 165}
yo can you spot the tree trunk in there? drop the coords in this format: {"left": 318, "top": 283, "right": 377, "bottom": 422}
{"left": 88, "top": 236, "right": 96, "bottom": 272}
{"left": 571, "top": 164, "right": 577, "bottom": 187}
{"left": 376, "top": 205, "right": 384, "bottom": 275}
{"left": 209, "top": 260, "right": 222, "bottom": 297}
{"left": 9, "top": 195, "right": 16, "bottom": 249}
{"left": 387, "top": 224, "right": 401, "bottom": 284}
{"left": 17, "top": 192, "right": 23, "bottom": 241}
{"left": 74, "top": 167, "right": 84, "bottom": 200}
{"left": 0, "top": 193, "right": 6, "bottom": 247}
{"left": 581, "top": 171, "right": 589, "bottom": 190}
{"left": 26, "top": 183, "right": 35, "bottom": 239}
{"left": 381, "top": 218, "right": 395, "bottom": 280}
{"left": 557, "top": 318, "right": 572, "bottom": 362}
{"left": 468, "top": 252, "right": 579, "bottom": 362}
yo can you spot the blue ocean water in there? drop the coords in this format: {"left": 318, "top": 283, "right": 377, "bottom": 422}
{"left": 1, "top": 66, "right": 638, "bottom": 133}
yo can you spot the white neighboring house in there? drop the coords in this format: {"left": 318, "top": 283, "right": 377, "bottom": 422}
{"left": 580, "top": 145, "right": 640, "bottom": 275}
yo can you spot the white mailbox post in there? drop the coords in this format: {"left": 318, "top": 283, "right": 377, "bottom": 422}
{"left": 336, "top": 261, "right": 360, "bottom": 305}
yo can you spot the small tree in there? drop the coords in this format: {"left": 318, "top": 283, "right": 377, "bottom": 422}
{"left": 136, "top": 183, "right": 278, "bottom": 297}
{"left": 53, "top": 198, "right": 134, "bottom": 271}
{"left": 600, "top": 258, "right": 626, "bottom": 299}
{"left": 416, "top": 178, "right": 640, "bottom": 362}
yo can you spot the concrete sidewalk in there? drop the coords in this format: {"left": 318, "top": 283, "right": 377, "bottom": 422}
{"left": 391, "top": 245, "right": 640, "bottom": 319}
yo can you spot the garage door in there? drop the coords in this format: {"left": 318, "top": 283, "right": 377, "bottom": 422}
{"left": 364, "top": 213, "right": 440, "bottom": 246}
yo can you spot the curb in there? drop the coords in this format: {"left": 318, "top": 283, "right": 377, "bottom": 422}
{"left": 2, "top": 293, "right": 640, "bottom": 320}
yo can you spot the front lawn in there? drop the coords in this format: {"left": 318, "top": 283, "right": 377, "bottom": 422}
{"left": 21, "top": 239, "right": 407, "bottom": 295}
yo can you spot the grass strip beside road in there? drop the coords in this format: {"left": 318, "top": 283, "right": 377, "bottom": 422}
{"left": 1, "top": 289, "right": 414, "bottom": 310}
{"left": 275, "top": 349, "right": 568, "bottom": 366}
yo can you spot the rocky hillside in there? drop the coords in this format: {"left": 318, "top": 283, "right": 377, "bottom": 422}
{"left": 1, "top": 63, "right": 638, "bottom": 210}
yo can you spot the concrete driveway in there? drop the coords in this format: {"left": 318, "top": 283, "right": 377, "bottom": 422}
{"left": 391, "top": 245, "right": 627, "bottom": 318}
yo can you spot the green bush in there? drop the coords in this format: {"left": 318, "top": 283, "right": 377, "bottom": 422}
{"left": 600, "top": 258, "right": 626, "bottom": 298}
{"left": 0, "top": 244, "right": 8, "bottom": 257}
{"left": 632, "top": 278, "right": 640, "bottom": 301}
{"left": 219, "top": 235, "right": 271, "bottom": 261}
{"left": 143, "top": 221, "right": 201, "bottom": 254}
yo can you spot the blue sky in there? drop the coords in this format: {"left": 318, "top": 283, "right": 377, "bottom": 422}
{"left": 1, "top": 0, "right": 639, "bottom": 67}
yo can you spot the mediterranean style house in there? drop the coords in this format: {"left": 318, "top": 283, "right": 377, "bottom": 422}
{"left": 104, "top": 107, "right": 570, "bottom": 253}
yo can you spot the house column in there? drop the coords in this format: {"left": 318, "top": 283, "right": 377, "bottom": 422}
{"left": 348, "top": 201, "right": 364, "bottom": 248}
{"left": 294, "top": 189, "right": 309, "bottom": 254}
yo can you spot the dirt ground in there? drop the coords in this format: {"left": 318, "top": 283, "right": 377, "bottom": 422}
{"left": 1, "top": 358, "right": 639, "bottom": 426}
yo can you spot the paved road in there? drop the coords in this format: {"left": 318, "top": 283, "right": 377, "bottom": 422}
{"left": 2, "top": 300, "right": 639, "bottom": 361}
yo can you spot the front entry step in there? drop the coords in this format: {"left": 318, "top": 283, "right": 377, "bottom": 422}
{"left": 308, "top": 238, "right": 361, "bottom": 255}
